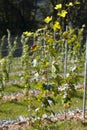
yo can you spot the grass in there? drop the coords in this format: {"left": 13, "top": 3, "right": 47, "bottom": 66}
{"left": 50, "top": 121, "right": 87, "bottom": 130}
{"left": 4, "top": 84, "right": 24, "bottom": 94}
{"left": 0, "top": 97, "right": 29, "bottom": 120}
{"left": 9, "top": 74, "right": 21, "bottom": 81}
{"left": 4, "top": 82, "right": 37, "bottom": 95}
{"left": 48, "top": 90, "right": 84, "bottom": 114}
{"left": 0, "top": 89, "right": 85, "bottom": 120}
{"left": 27, "top": 119, "right": 87, "bottom": 130}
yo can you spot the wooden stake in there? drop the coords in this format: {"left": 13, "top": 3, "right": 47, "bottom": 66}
{"left": 64, "top": 26, "right": 68, "bottom": 77}
{"left": 83, "top": 36, "right": 87, "bottom": 122}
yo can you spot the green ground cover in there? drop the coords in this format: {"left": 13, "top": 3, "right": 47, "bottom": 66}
{"left": 0, "top": 90, "right": 84, "bottom": 120}
{"left": 0, "top": 97, "right": 28, "bottom": 120}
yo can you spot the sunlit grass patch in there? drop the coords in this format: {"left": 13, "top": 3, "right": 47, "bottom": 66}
{"left": 0, "top": 98, "right": 28, "bottom": 120}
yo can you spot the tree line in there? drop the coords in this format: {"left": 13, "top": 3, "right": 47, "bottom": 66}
{"left": 0, "top": 0, "right": 87, "bottom": 36}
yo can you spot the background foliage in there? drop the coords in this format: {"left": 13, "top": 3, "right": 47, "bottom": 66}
{"left": 0, "top": 0, "right": 87, "bottom": 36}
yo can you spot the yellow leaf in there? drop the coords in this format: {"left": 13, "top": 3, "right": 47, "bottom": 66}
{"left": 66, "top": 2, "right": 73, "bottom": 6}
{"left": 54, "top": 4, "right": 62, "bottom": 9}
{"left": 31, "top": 44, "right": 39, "bottom": 52}
{"left": 64, "top": 102, "right": 70, "bottom": 108}
{"left": 82, "top": 24, "right": 86, "bottom": 28}
{"left": 75, "top": 1, "right": 80, "bottom": 4}
{"left": 53, "top": 21, "right": 61, "bottom": 31}
{"left": 69, "top": 29, "right": 74, "bottom": 34}
{"left": 63, "top": 31, "right": 68, "bottom": 39}
{"left": 45, "top": 61, "right": 49, "bottom": 67}
{"left": 23, "top": 31, "right": 33, "bottom": 37}
{"left": 0, "top": 58, "right": 6, "bottom": 64}
{"left": 47, "top": 38, "right": 54, "bottom": 43}
{"left": 58, "top": 10, "right": 68, "bottom": 18}
{"left": 44, "top": 16, "right": 52, "bottom": 24}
